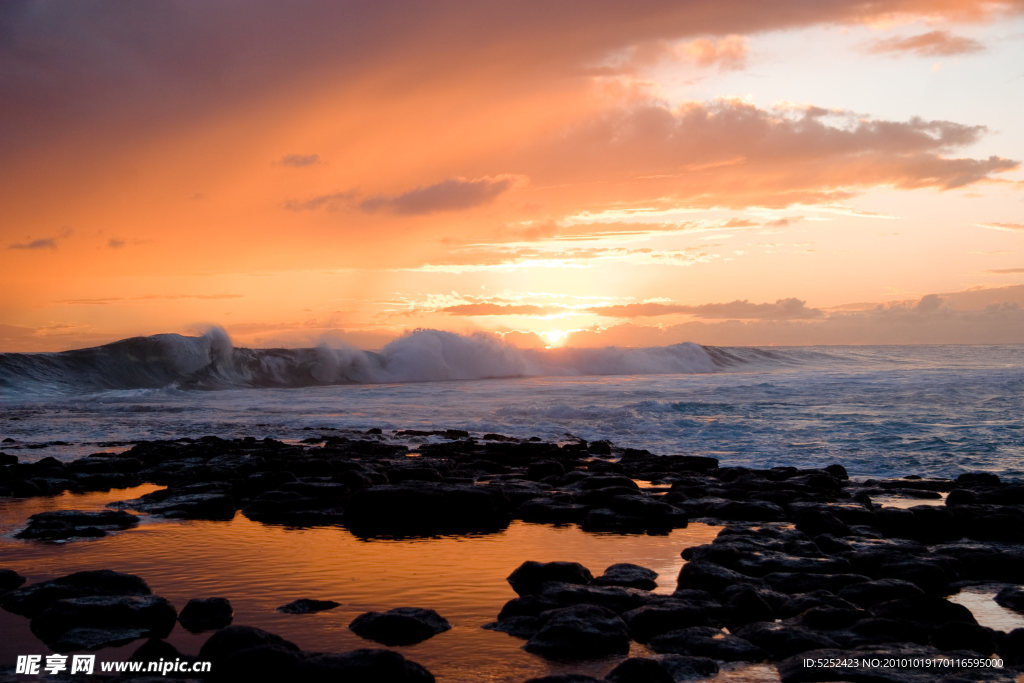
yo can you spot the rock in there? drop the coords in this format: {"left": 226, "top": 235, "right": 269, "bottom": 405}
{"left": 999, "top": 627, "right": 1024, "bottom": 666}
{"left": 349, "top": 607, "right": 451, "bottom": 646}
{"left": 117, "top": 483, "right": 236, "bottom": 520}
{"left": 676, "top": 561, "right": 760, "bottom": 594}
{"left": 994, "top": 585, "right": 1024, "bottom": 614}
{"left": 30, "top": 594, "right": 177, "bottom": 650}
{"left": 199, "top": 625, "right": 303, "bottom": 681}
{"left": 733, "top": 621, "right": 840, "bottom": 659}
{"left": 0, "top": 569, "right": 26, "bottom": 592}
{"left": 178, "top": 597, "right": 233, "bottom": 632}
{"left": 623, "top": 601, "right": 718, "bottom": 642}
{"left": 655, "top": 654, "right": 719, "bottom": 680}
{"left": 523, "top": 676, "right": 602, "bottom": 683}
{"left": 15, "top": 509, "right": 138, "bottom": 540}
{"left": 277, "top": 598, "right": 341, "bottom": 614}
{"left": 594, "top": 563, "right": 658, "bottom": 590}
{"left": 837, "top": 578, "right": 925, "bottom": 607}
{"left": 508, "top": 561, "right": 593, "bottom": 596}
{"left": 297, "top": 649, "right": 435, "bottom": 682}
{"left": 538, "top": 582, "right": 654, "bottom": 613}
{"left": 648, "top": 625, "right": 764, "bottom": 661}
{"left": 482, "top": 615, "right": 541, "bottom": 639}
{"left": 604, "top": 657, "right": 675, "bottom": 683}
{"left": 131, "top": 637, "right": 186, "bottom": 662}
{"left": 1, "top": 569, "right": 151, "bottom": 617}
{"left": 344, "top": 483, "right": 509, "bottom": 536}
{"left": 523, "top": 604, "right": 630, "bottom": 660}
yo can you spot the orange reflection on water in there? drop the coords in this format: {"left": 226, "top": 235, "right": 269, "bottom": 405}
{"left": 0, "top": 486, "right": 722, "bottom": 682}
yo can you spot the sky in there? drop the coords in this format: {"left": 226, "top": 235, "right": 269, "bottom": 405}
{"left": 2, "top": 0, "right": 1023, "bottom": 352}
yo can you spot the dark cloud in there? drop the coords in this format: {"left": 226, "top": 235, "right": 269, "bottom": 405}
{"left": 276, "top": 153, "right": 320, "bottom": 167}
{"left": 108, "top": 238, "right": 125, "bottom": 248}
{"left": 9, "top": 237, "right": 57, "bottom": 250}
{"left": 592, "top": 297, "right": 824, "bottom": 319}
{"left": 360, "top": 177, "right": 514, "bottom": 215}
{"left": 283, "top": 191, "right": 354, "bottom": 212}
{"left": 867, "top": 30, "right": 985, "bottom": 56}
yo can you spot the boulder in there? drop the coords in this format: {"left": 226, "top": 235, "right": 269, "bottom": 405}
{"left": 523, "top": 604, "right": 630, "bottom": 660}
{"left": 277, "top": 598, "right": 341, "bottom": 614}
{"left": 178, "top": 597, "right": 233, "bottom": 632}
{"left": 15, "top": 509, "right": 138, "bottom": 541}
{"left": 593, "top": 563, "right": 658, "bottom": 590}
{"left": 648, "top": 625, "right": 764, "bottom": 661}
{"left": 349, "top": 607, "right": 451, "bottom": 646}
{"left": 2, "top": 569, "right": 151, "bottom": 617}
{"left": 30, "top": 594, "right": 177, "bottom": 650}
{"left": 507, "top": 561, "right": 593, "bottom": 596}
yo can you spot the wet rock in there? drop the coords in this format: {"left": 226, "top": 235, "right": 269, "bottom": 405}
{"left": 523, "top": 604, "right": 630, "bottom": 660}
{"left": 15, "top": 509, "right": 138, "bottom": 541}
{"left": 277, "top": 598, "right": 341, "bottom": 614}
{"left": 994, "top": 585, "right": 1024, "bottom": 614}
{"left": 837, "top": 578, "right": 925, "bottom": 607}
{"left": 676, "top": 561, "right": 760, "bottom": 594}
{"left": 482, "top": 615, "right": 541, "bottom": 639}
{"left": 999, "top": 627, "right": 1024, "bottom": 666}
{"left": 648, "top": 625, "right": 764, "bottom": 661}
{"left": 349, "top": 607, "right": 451, "bottom": 646}
{"left": 178, "top": 597, "right": 233, "bottom": 632}
{"left": 199, "top": 625, "right": 302, "bottom": 681}
{"left": 762, "top": 572, "right": 870, "bottom": 595}
{"left": 344, "top": 483, "right": 510, "bottom": 536}
{"left": 604, "top": 657, "right": 674, "bottom": 683}
{"left": 538, "top": 582, "right": 654, "bottom": 613}
{"left": 131, "top": 637, "right": 186, "bottom": 663}
{"left": 733, "top": 621, "right": 840, "bottom": 659}
{"left": 1, "top": 569, "right": 151, "bottom": 617}
{"left": 622, "top": 601, "right": 719, "bottom": 643}
{"left": 508, "top": 561, "right": 593, "bottom": 596}
{"left": 298, "top": 649, "right": 435, "bottom": 682}
{"left": 517, "top": 497, "right": 587, "bottom": 524}
{"left": 117, "top": 483, "right": 236, "bottom": 520}
{"left": 0, "top": 569, "right": 26, "bottom": 592}
{"left": 594, "top": 563, "right": 658, "bottom": 590}
{"left": 929, "top": 621, "right": 997, "bottom": 654}
{"left": 30, "top": 594, "right": 177, "bottom": 650}
{"left": 931, "top": 542, "right": 1024, "bottom": 582}
{"left": 721, "top": 583, "right": 781, "bottom": 625}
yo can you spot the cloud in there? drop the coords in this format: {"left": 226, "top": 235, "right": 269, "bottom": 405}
{"left": 591, "top": 297, "right": 824, "bottom": 319}
{"left": 276, "top": 153, "right": 320, "bottom": 167}
{"left": 442, "top": 303, "right": 553, "bottom": 316}
{"left": 360, "top": 176, "right": 515, "bottom": 215}
{"left": 679, "top": 35, "right": 747, "bottom": 69}
{"left": 990, "top": 268, "right": 1024, "bottom": 273}
{"left": 108, "top": 238, "right": 125, "bottom": 248}
{"left": 978, "top": 222, "right": 1024, "bottom": 232}
{"left": 9, "top": 237, "right": 57, "bottom": 250}
{"left": 523, "top": 101, "right": 1018, "bottom": 208}
{"left": 867, "top": 30, "right": 985, "bottom": 56}
{"left": 283, "top": 191, "right": 354, "bottom": 212}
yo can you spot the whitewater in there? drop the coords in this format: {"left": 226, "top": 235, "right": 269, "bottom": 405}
{"left": 1, "top": 329, "right": 1022, "bottom": 479}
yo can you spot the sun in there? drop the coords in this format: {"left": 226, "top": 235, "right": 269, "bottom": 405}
{"left": 540, "top": 329, "right": 569, "bottom": 348}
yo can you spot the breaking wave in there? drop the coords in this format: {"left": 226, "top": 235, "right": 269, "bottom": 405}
{"left": 0, "top": 327, "right": 791, "bottom": 395}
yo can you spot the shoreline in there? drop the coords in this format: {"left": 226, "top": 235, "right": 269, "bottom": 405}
{"left": 2, "top": 432, "right": 1023, "bottom": 681}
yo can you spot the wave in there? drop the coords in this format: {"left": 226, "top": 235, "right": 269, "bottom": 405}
{"left": 0, "top": 327, "right": 789, "bottom": 395}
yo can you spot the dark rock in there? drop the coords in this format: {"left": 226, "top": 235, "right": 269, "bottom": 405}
{"left": 604, "top": 657, "right": 674, "bottom": 683}
{"left": 794, "top": 509, "right": 852, "bottom": 538}
{"left": 131, "top": 637, "right": 185, "bottom": 662}
{"left": 517, "top": 497, "right": 587, "bottom": 524}
{"left": 795, "top": 606, "right": 866, "bottom": 630}
{"left": 676, "top": 561, "right": 760, "bottom": 594}
{"left": 31, "top": 594, "right": 177, "bottom": 650}
{"left": 344, "top": 483, "right": 509, "bottom": 536}
{"left": 523, "top": 604, "right": 630, "bottom": 660}
{"left": 594, "top": 563, "right": 658, "bottom": 591}
{"left": 15, "top": 509, "right": 138, "bottom": 540}
{"left": 178, "top": 597, "right": 233, "bottom": 632}
{"left": 2, "top": 569, "right": 151, "bottom": 617}
{"left": 762, "top": 572, "right": 870, "bottom": 595}
{"left": 0, "top": 569, "right": 26, "bottom": 592}
{"left": 538, "top": 582, "right": 654, "bottom": 613}
{"left": 648, "top": 625, "right": 764, "bottom": 661}
{"left": 482, "top": 615, "right": 541, "bottom": 639}
{"left": 733, "top": 621, "right": 839, "bottom": 659}
{"left": 930, "top": 621, "right": 997, "bottom": 654}
{"left": 999, "top": 627, "right": 1024, "bottom": 666}
{"left": 508, "top": 561, "right": 593, "bottom": 596}
{"left": 722, "top": 583, "right": 780, "bottom": 625}
{"left": 994, "top": 585, "right": 1024, "bottom": 614}
{"left": 837, "top": 578, "right": 925, "bottom": 607}
{"left": 199, "top": 625, "right": 302, "bottom": 681}
{"left": 117, "top": 484, "right": 236, "bottom": 520}
{"left": 523, "top": 676, "right": 602, "bottom": 683}
{"left": 623, "top": 601, "right": 718, "bottom": 642}
{"left": 824, "top": 464, "right": 848, "bottom": 480}
{"left": 931, "top": 542, "right": 1024, "bottom": 582}
{"left": 655, "top": 654, "right": 719, "bottom": 680}
{"left": 297, "top": 649, "right": 435, "bottom": 682}
{"left": 956, "top": 472, "right": 1000, "bottom": 487}
{"left": 349, "top": 607, "right": 451, "bottom": 646}
{"left": 277, "top": 598, "right": 341, "bottom": 614}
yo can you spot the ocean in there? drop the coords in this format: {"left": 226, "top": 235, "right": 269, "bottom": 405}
{"left": 2, "top": 330, "right": 1022, "bottom": 479}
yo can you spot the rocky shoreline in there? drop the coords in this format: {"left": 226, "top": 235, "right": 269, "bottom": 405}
{"left": 2, "top": 431, "right": 1023, "bottom": 681}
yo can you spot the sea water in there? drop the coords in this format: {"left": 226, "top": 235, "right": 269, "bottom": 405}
{"left": 1, "top": 331, "right": 1022, "bottom": 479}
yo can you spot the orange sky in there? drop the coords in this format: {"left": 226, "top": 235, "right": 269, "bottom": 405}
{"left": 2, "top": 0, "right": 1023, "bottom": 351}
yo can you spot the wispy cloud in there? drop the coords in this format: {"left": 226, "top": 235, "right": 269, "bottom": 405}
{"left": 9, "top": 237, "right": 57, "bottom": 250}
{"left": 360, "top": 176, "right": 516, "bottom": 215}
{"left": 591, "top": 297, "right": 824, "bottom": 319}
{"left": 283, "top": 191, "right": 355, "bottom": 212}
{"left": 867, "top": 30, "right": 985, "bottom": 57}
{"left": 276, "top": 153, "right": 321, "bottom": 167}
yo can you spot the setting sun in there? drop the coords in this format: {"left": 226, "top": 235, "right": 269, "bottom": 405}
{"left": 540, "top": 329, "right": 570, "bottom": 348}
